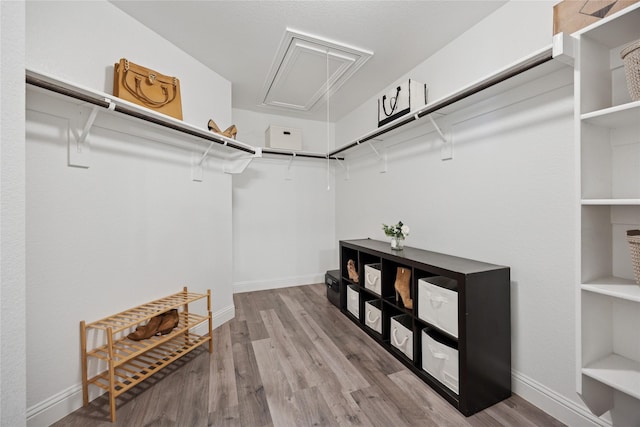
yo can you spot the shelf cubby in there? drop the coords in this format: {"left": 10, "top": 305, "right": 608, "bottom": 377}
{"left": 581, "top": 291, "right": 640, "bottom": 400}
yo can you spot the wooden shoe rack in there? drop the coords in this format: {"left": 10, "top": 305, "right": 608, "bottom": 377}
{"left": 80, "top": 287, "right": 213, "bottom": 422}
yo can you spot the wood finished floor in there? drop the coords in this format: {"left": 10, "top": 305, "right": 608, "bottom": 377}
{"left": 54, "top": 283, "right": 565, "bottom": 427}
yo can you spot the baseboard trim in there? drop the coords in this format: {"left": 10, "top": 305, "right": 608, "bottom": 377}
{"left": 512, "top": 369, "right": 610, "bottom": 427}
{"left": 233, "top": 273, "right": 324, "bottom": 294}
{"left": 26, "top": 304, "right": 235, "bottom": 427}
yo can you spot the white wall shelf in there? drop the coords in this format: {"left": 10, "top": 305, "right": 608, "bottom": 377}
{"left": 581, "top": 101, "right": 640, "bottom": 128}
{"left": 25, "top": 69, "right": 335, "bottom": 171}
{"left": 582, "top": 354, "right": 640, "bottom": 401}
{"left": 28, "top": 38, "right": 570, "bottom": 171}
{"left": 582, "top": 199, "right": 640, "bottom": 205}
{"left": 582, "top": 280, "right": 640, "bottom": 303}
{"left": 329, "top": 41, "right": 569, "bottom": 157}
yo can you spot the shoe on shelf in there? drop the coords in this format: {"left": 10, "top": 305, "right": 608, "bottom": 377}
{"left": 347, "top": 259, "right": 359, "bottom": 283}
{"left": 157, "top": 309, "right": 179, "bottom": 335}
{"left": 127, "top": 313, "right": 163, "bottom": 341}
{"left": 208, "top": 119, "right": 238, "bottom": 139}
{"left": 394, "top": 266, "right": 412, "bottom": 309}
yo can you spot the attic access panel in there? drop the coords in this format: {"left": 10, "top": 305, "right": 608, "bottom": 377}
{"left": 261, "top": 29, "right": 372, "bottom": 113}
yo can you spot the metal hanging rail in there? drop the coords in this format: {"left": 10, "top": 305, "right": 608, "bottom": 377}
{"left": 26, "top": 71, "right": 257, "bottom": 155}
{"left": 262, "top": 148, "right": 333, "bottom": 160}
{"left": 328, "top": 47, "right": 555, "bottom": 157}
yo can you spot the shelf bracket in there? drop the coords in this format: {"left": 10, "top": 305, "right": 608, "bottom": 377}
{"left": 191, "top": 152, "right": 204, "bottom": 182}
{"left": 68, "top": 99, "right": 113, "bottom": 168}
{"left": 428, "top": 114, "right": 447, "bottom": 143}
{"left": 333, "top": 156, "right": 350, "bottom": 180}
{"left": 367, "top": 141, "right": 387, "bottom": 173}
{"left": 428, "top": 114, "right": 453, "bottom": 161}
{"left": 192, "top": 138, "right": 220, "bottom": 181}
{"left": 285, "top": 152, "right": 296, "bottom": 181}
{"left": 223, "top": 147, "right": 262, "bottom": 175}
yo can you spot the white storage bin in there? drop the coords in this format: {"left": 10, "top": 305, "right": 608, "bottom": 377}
{"left": 390, "top": 314, "right": 413, "bottom": 360}
{"left": 364, "top": 264, "right": 381, "bottom": 295}
{"left": 265, "top": 125, "right": 302, "bottom": 150}
{"left": 347, "top": 285, "right": 359, "bottom": 318}
{"left": 421, "top": 329, "right": 459, "bottom": 395}
{"left": 418, "top": 276, "right": 458, "bottom": 338}
{"left": 364, "top": 300, "right": 382, "bottom": 334}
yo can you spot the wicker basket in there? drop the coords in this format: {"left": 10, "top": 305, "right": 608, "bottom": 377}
{"left": 627, "top": 230, "right": 640, "bottom": 285}
{"left": 621, "top": 39, "right": 640, "bottom": 102}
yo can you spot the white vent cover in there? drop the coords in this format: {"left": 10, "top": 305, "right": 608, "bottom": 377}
{"left": 261, "top": 29, "right": 372, "bottom": 112}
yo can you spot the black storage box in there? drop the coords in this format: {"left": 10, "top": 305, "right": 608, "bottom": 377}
{"left": 325, "top": 269, "right": 340, "bottom": 308}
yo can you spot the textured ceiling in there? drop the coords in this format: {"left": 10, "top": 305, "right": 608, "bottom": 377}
{"left": 111, "top": 1, "right": 507, "bottom": 121}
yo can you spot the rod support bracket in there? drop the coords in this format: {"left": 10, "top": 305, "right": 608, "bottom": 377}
{"left": 67, "top": 102, "right": 107, "bottom": 168}
{"left": 334, "top": 156, "right": 350, "bottom": 180}
{"left": 367, "top": 141, "right": 387, "bottom": 173}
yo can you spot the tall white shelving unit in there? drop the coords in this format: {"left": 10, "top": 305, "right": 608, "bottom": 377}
{"left": 574, "top": 3, "right": 640, "bottom": 422}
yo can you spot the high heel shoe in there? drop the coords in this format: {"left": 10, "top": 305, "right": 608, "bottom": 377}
{"left": 208, "top": 119, "right": 238, "bottom": 139}
{"left": 347, "top": 259, "right": 359, "bottom": 283}
{"left": 394, "top": 266, "right": 412, "bottom": 309}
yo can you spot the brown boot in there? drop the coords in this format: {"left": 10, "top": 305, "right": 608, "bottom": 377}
{"left": 394, "top": 267, "right": 412, "bottom": 309}
{"left": 127, "top": 313, "right": 163, "bottom": 341}
{"left": 157, "top": 309, "right": 179, "bottom": 335}
{"left": 347, "top": 259, "right": 359, "bottom": 283}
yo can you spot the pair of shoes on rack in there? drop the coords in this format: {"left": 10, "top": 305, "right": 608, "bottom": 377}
{"left": 127, "top": 309, "right": 180, "bottom": 341}
{"left": 208, "top": 119, "right": 238, "bottom": 139}
{"left": 347, "top": 259, "right": 359, "bottom": 283}
{"left": 395, "top": 267, "right": 412, "bottom": 309}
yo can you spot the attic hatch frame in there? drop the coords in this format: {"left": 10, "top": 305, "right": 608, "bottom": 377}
{"left": 25, "top": 35, "right": 566, "bottom": 175}
{"left": 260, "top": 28, "right": 373, "bottom": 114}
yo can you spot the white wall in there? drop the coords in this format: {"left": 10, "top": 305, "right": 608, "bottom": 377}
{"left": 231, "top": 108, "right": 337, "bottom": 292}
{"left": 334, "top": 1, "right": 597, "bottom": 425}
{"left": 1, "top": 1, "right": 27, "bottom": 426}
{"left": 25, "top": 2, "right": 234, "bottom": 426}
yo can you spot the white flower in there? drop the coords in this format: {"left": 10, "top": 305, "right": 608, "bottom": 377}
{"left": 401, "top": 225, "right": 410, "bottom": 237}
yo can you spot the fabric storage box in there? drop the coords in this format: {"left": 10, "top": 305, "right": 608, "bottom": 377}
{"left": 347, "top": 284, "right": 359, "bottom": 318}
{"left": 418, "top": 276, "right": 458, "bottom": 338}
{"left": 390, "top": 314, "right": 413, "bottom": 360}
{"left": 377, "top": 79, "right": 428, "bottom": 127}
{"left": 421, "top": 328, "right": 459, "bottom": 395}
{"left": 364, "top": 299, "right": 382, "bottom": 334}
{"left": 265, "top": 125, "right": 302, "bottom": 150}
{"left": 364, "top": 263, "right": 382, "bottom": 295}
{"left": 325, "top": 269, "right": 340, "bottom": 308}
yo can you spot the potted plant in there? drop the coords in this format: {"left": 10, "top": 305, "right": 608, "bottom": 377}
{"left": 382, "top": 220, "right": 410, "bottom": 250}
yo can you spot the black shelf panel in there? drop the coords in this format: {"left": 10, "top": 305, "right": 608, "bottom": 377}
{"left": 338, "top": 239, "right": 510, "bottom": 417}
